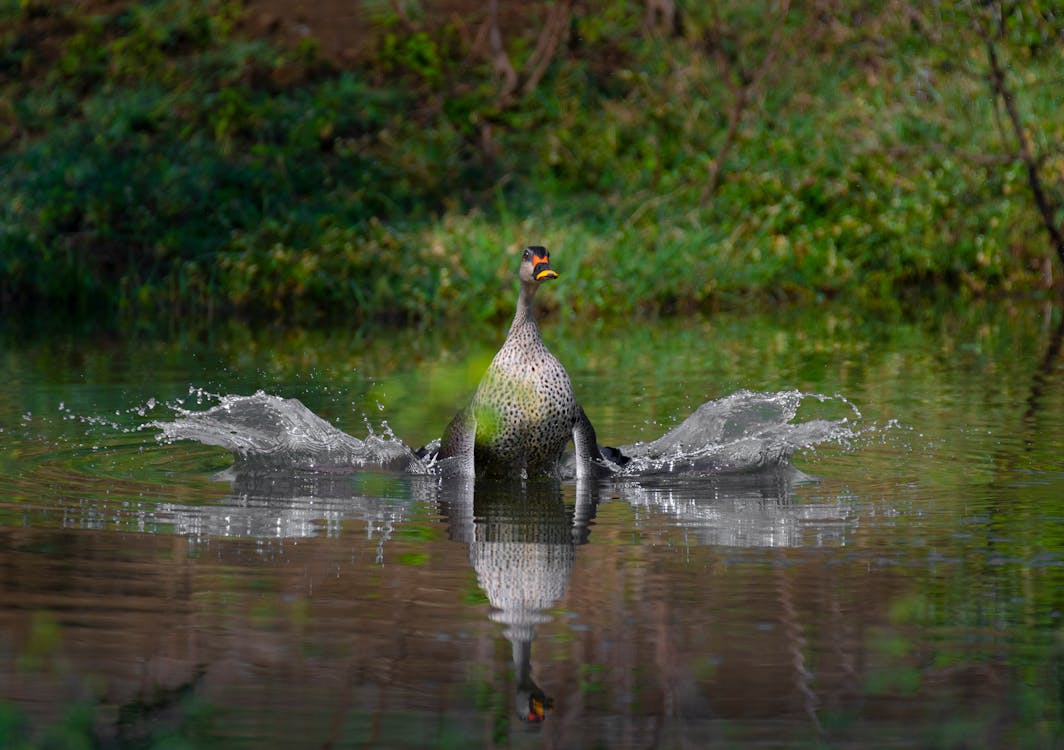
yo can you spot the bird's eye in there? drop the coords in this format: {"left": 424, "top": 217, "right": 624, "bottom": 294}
{"left": 522, "top": 249, "right": 532, "bottom": 260}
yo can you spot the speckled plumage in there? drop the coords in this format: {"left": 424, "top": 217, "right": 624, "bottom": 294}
{"left": 436, "top": 246, "right": 615, "bottom": 479}
{"left": 470, "top": 289, "right": 577, "bottom": 475}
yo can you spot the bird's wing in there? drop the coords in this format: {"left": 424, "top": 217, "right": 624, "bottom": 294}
{"left": 437, "top": 406, "right": 477, "bottom": 478}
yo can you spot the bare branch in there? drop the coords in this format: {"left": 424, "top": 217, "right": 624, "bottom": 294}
{"left": 977, "top": 2, "right": 1064, "bottom": 267}
{"left": 522, "top": 1, "right": 571, "bottom": 96}
{"left": 487, "top": 0, "right": 518, "bottom": 104}
{"left": 750, "top": 0, "right": 791, "bottom": 88}
{"left": 702, "top": 0, "right": 791, "bottom": 200}
{"left": 704, "top": 87, "right": 748, "bottom": 198}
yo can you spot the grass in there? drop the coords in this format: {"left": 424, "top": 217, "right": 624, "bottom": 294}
{"left": 0, "top": 0, "right": 1061, "bottom": 326}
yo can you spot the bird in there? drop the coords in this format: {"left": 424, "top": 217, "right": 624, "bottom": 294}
{"left": 431, "top": 246, "right": 625, "bottom": 479}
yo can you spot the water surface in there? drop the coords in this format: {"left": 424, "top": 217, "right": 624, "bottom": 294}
{"left": 1, "top": 300, "right": 1062, "bottom": 748}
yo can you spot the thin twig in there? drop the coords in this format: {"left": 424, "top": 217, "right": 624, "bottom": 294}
{"left": 488, "top": 0, "right": 518, "bottom": 104}
{"left": 522, "top": 1, "right": 571, "bottom": 96}
{"left": 702, "top": 0, "right": 791, "bottom": 200}
{"left": 977, "top": 2, "right": 1064, "bottom": 267}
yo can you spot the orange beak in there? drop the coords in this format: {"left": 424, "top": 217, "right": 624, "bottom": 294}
{"left": 528, "top": 696, "right": 547, "bottom": 722}
{"left": 531, "top": 252, "right": 558, "bottom": 281}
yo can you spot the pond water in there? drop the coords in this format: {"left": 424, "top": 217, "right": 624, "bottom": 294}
{"left": 1, "top": 299, "right": 1062, "bottom": 749}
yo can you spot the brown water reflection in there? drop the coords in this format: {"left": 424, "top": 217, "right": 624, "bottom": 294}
{"left": 2, "top": 300, "right": 1063, "bottom": 748}
{"left": 3, "top": 467, "right": 1050, "bottom": 748}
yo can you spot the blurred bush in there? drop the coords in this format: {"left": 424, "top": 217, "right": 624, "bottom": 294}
{"left": 0, "top": 0, "right": 1061, "bottom": 325}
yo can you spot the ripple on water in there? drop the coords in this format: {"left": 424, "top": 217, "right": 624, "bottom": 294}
{"left": 3, "top": 304, "right": 1064, "bottom": 749}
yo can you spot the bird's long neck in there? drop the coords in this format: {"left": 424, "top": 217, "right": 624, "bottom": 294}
{"left": 509, "top": 281, "right": 539, "bottom": 338}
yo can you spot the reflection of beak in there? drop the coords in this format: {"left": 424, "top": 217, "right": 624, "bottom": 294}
{"left": 533, "top": 262, "right": 558, "bottom": 281}
{"left": 528, "top": 696, "right": 546, "bottom": 722}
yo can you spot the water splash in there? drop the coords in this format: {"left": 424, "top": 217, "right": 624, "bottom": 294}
{"left": 612, "top": 389, "right": 861, "bottom": 477}
{"left": 153, "top": 388, "right": 865, "bottom": 479}
{"left": 153, "top": 390, "right": 421, "bottom": 473}
{"left": 57, "top": 395, "right": 175, "bottom": 434}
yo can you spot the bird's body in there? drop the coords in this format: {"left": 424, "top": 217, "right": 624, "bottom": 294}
{"left": 469, "top": 292, "right": 577, "bottom": 474}
{"left": 435, "top": 246, "right": 621, "bottom": 479}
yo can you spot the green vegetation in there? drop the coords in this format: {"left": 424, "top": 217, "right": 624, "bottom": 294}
{"left": 1, "top": 0, "right": 1062, "bottom": 324}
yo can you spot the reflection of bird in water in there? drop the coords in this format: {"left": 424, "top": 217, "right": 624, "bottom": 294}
{"left": 441, "top": 477, "right": 596, "bottom": 722}
{"left": 428, "top": 247, "right": 625, "bottom": 479}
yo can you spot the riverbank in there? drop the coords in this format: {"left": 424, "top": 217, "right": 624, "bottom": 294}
{"left": 2, "top": 1, "right": 1061, "bottom": 325}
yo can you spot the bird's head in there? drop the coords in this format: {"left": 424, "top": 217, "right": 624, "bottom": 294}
{"left": 519, "top": 246, "right": 558, "bottom": 284}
